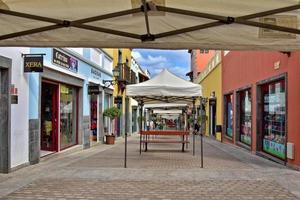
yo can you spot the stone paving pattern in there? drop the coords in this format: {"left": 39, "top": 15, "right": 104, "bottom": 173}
{"left": 0, "top": 135, "right": 300, "bottom": 200}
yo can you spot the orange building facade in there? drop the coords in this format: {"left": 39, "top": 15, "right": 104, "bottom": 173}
{"left": 222, "top": 51, "right": 300, "bottom": 169}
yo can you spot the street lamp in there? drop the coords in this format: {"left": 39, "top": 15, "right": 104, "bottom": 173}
{"left": 103, "top": 66, "right": 120, "bottom": 87}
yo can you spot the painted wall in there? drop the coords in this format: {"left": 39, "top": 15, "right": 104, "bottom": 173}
{"left": 222, "top": 51, "right": 300, "bottom": 168}
{"left": 0, "top": 47, "right": 30, "bottom": 168}
{"left": 199, "top": 63, "right": 222, "bottom": 140}
{"left": 191, "top": 50, "right": 215, "bottom": 80}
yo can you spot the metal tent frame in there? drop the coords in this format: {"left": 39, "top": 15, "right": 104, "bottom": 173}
{"left": 123, "top": 96, "right": 202, "bottom": 169}
{"left": 1, "top": 1, "right": 300, "bottom": 42}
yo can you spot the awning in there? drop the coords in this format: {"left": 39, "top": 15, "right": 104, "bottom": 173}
{"left": 126, "top": 69, "right": 202, "bottom": 104}
{"left": 153, "top": 109, "right": 182, "bottom": 114}
{"left": 1, "top": 0, "right": 300, "bottom": 50}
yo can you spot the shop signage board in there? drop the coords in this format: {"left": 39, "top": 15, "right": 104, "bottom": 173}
{"left": 91, "top": 68, "right": 101, "bottom": 80}
{"left": 114, "top": 96, "right": 122, "bottom": 104}
{"left": 24, "top": 55, "right": 44, "bottom": 72}
{"left": 88, "top": 85, "right": 100, "bottom": 95}
{"left": 52, "top": 49, "right": 78, "bottom": 73}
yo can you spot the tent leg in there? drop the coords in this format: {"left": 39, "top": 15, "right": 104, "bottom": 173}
{"left": 124, "top": 132, "right": 127, "bottom": 168}
{"left": 192, "top": 99, "right": 196, "bottom": 156}
{"left": 201, "top": 133, "right": 203, "bottom": 168}
{"left": 140, "top": 134, "right": 142, "bottom": 155}
{"left": 193, "top": 132, "right": 195, "bottom": 156}
{"left": 139, "top": 101, "right": 144, "bottom": 155}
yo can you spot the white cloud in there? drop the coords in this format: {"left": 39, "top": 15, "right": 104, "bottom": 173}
{"left": 132, "top": 49, "right": 190, "bottom": 80}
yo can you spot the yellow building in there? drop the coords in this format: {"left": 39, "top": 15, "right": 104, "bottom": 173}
{"left": 197, "top": 51, "right": 222, "bottom": 141}
{"left": 111, "top": 49, "right": 132, "bottom": 137}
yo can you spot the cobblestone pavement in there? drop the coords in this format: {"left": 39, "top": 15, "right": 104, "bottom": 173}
{"left": 0, "top": 135, "right": 300, "bottom": 200}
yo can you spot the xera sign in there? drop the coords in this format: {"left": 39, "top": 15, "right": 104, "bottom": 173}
{"left": 24, "top": 55, "right": 43, "bottom": 72}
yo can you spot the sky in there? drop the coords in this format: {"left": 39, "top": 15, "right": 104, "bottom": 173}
{"left": 132, "top": 49, "right": 191, "bottom": 80}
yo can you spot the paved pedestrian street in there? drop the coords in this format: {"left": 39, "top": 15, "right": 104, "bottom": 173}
{"left": 0, "top": 136, "right": 300, "bottom": 200}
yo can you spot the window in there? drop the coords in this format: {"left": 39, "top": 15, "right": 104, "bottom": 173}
{"left": 225, "top": 94, "right": 233, "bottom": 138}
{"left": 103, "top": 55, "right": 113, "bottom": 72}
{"left": 67, "top": 48, "right": 83, "bottom": 55}
{"left": 60, "top": 84, "right": 77, "bottom": 149}
{"left": 91, "top": 49, "right": 103, "bottom": 67}
{"left": 261, "top": 79, "right": 286, "bottom": 159}
{"left": 239, "top": 89, "right": 252, "bottom": 145}
{"left": 200, "top": 49, "right": 209, "bottom": 54}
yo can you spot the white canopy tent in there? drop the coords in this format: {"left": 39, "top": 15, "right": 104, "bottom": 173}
{"left": 160, "top": 114, "right": 180, "bottom": 120}
{"left": 126, "top": 69, "right": 202, "bottom": 104}
{"left": 1, "top": 0, "right": 300, "bottom": 50}
{"left": 153, "top": 109, "right": 182, "bottom": 114}
{"left": 126, "top": 69, "right": 201, "bottom": 164}
{"left": 144, "top": 103, "right": 187, "bottom": 109}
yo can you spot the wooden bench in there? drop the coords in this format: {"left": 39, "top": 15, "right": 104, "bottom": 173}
{"left": 140, "top": 130, "right": 190, "bottom": 152}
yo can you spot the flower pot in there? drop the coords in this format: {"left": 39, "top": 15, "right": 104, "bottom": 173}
{"left": 105, "top": 135, "right": 115, "bottom": 145}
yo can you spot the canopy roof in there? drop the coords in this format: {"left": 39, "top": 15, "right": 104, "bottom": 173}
{"left": 160, "top": 114, "right": 179, "bottom": 120}
{"left": 1, "top": 0, "right": 300, "bottom": 50}
{"left": 126, "top": 69, "right": 202, "bottom": 104}
{"left": 144, "top": 103, "right": 187, "bottom": 108}
{"left": 153, "top": 109, "right": 182, "bottom": 114}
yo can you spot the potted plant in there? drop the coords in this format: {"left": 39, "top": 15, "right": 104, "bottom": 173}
{"left": 103, "top": 106, "right": 121, "bottom": 144}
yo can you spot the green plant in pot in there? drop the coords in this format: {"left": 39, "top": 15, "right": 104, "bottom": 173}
{"left": 103, "top": 106, "right": 121, "bottom": 144}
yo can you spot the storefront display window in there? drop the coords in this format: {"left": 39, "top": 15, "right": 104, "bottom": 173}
{"left": 262, "top": 80, "right": 286, "bottom": 159}
{"left": 60, "top": 84, "right": 77, "bottom": 149}
{"left": 90, "top": 95, "right": 97, "bottom": 141}
{"left": 240, "top": 89, "right": 252, "bottom": 145}
{"left": 225, "top": 94, "right": 233, "bottom": 138}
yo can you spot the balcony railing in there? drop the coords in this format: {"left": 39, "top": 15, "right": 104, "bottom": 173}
{"left": 130, "top": 70, "right": 137, "bottom": 84}
{"left": 117, "top": 63, "right": 130, "bottom": 83}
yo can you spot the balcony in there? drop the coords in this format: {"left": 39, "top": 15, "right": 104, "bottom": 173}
{"left": 116, "top": 63, "right": 130, "bottom": 84}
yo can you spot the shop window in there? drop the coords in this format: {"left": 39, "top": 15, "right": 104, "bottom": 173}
{"left": 67, "top": 48, "right": 83, "bottom": 55}
{"left": 224, "top": 94, "right": 233, "bottom": 138}
{"left": 60, "top": 84, "right": 77, "bottom": 149}
{"left": 199, "top": 49, "right": 209, "bottom": 54}
{"left": 261, "top": 79, "right": 286, "bottom": 159}
{"left": 91, "top": 49, "right": 103, "bottom": 67}
{"left": 239, "top": 89, "right": 252, "bottom": 145}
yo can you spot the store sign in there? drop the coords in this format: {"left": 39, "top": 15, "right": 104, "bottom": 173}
{"left": 114, "top": 96, "right": 122, "bottom": 104}
{"left": 52, "top": 49, "right": 78, "bottom": 72}
{"left": 24, "top": 55, "right": 43, "bottom": 72}
{"left": 10, "top": 84, "right": 18, "bottom": 104}
{"left": 88, "top": 85, "right": 100, "bottom": 95}
{"left": 91, "top": 68, "right": 101, "bottom": 80}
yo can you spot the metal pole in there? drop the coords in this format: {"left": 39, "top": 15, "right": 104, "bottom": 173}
{"left": 139, "top": 101, "right": 144, "bottom": 155}
{"left": 124, "top": 132, "right": 127, "bottom": 168}
{"left": 201, "top": 133, "right": 203, "bottom": 168}
{"left": 200, "top": 97, "right": 204, "bottom": 168}
{"left": 192, "top": 99, "right": 196, "bottom": 156}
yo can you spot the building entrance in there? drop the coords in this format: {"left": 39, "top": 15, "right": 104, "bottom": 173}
{"left": 41, "top": 81, "right": 59, "bottom": 155}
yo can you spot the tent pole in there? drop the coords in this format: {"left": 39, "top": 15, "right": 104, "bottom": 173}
{"left": 192, "top": 99, "right": 196, "bottom": 156}
{"left": 139, "top": 100, "right": 144, "bottom": 155}
{"left": 124, "top": 132, "right": 127, "bottom": 168}
{"left": 200, "top": 97, "right": 204, "bottom": 168}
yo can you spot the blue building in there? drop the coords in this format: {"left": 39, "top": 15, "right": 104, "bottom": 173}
{"left": 28, "top": 48, "right": 113, "bottom": 164}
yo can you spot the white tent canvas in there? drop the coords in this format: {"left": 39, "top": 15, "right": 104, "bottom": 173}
{"left": 153, "top": 109, "right": 182, "bottom": 114}
{"left": 126, "top": 69, "right": 202, "bottom": 104}
{"left": 1, "top": 0, "right": 300, "bottom": 50}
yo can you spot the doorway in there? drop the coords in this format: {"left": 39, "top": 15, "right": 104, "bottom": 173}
{"left": 209, "top": 98, "right": 216, "bottom": 137}
{"left": 0, "top": 65, "right": 9, "bottom": 173}
{"left": 40, "top": 81, "right": 59, "bottom": 155}
{"left": 90, "top": 94, "right": 98, "bottom": 142}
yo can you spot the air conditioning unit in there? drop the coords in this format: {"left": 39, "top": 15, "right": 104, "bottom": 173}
{"left": 287, "top": 143, "right": 294, "bottom": 160}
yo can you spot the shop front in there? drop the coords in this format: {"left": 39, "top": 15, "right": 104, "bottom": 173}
{"left": 257, "top": 77, "right": 286, "bottom": 160}
{"left": 40, "top": 79, "right": 79, "bottom": 155}
{"left": 236, "top": 88, "right": 252, "bottom": 148}
{"left": 222, "top": 51, "right": 300, "bottom": 169}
